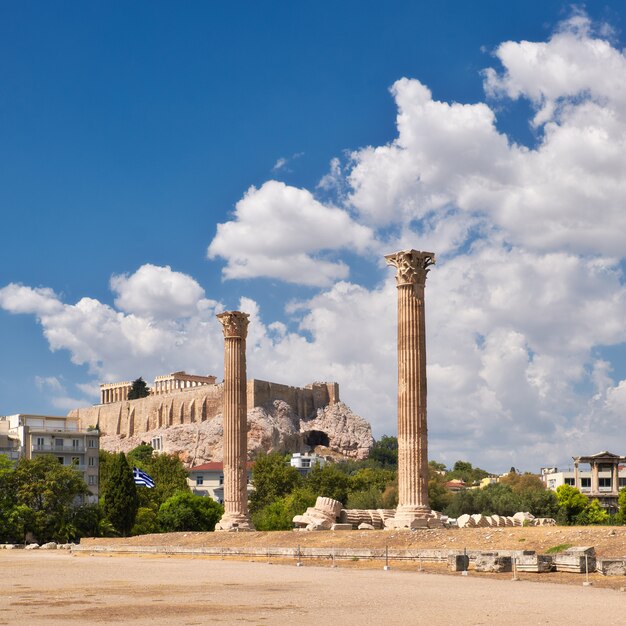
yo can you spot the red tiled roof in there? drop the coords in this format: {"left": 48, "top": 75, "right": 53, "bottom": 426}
{"left": 189, "top": 461, "right": 254, "bottom": 472}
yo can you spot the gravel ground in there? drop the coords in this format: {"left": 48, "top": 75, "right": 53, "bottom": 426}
{"left": 1, "top": 551, "right": 625, "bottom": 625}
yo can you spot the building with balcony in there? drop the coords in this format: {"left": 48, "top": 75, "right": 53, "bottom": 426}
{"left": 0, "top": 414, "right": 100, "bottom": 502}
{"left": 541, "top": 451, "right": 626, "bottom": 514}
{"left": 187, "top": 461, "right": 254, "bottom": 504}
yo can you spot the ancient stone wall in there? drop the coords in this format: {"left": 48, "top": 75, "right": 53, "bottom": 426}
{"left": 247, "top": 380, "right": 339, "bottom": 419}
{"left": 70, "top": 379, "right": 339, "bottom": 438}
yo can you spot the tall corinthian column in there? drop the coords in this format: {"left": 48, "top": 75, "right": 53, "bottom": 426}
{"left": 215, "top": 310, "right": 254, "bottom": 531}
{"left": 385, "top": 249, "right": 435, "bottom": 529}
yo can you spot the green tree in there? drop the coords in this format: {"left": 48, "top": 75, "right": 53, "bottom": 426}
{"left": 618, "top": 487, "right": 626, "bottom": 524}
{"left": 555, "top": 484, "right": 588, "bottom": 525}
{"left": 131, "top": 507, "right": 160, "bottom": 535}
{"left": 346, "top": 487, "right": 384, "bottom": 509}
{"left": 576, "top": 499, "right": 609, "bottom": 525}
{"left": 519, "top": 488, "right": 559, "bottom": 519}
{"left": 128, "top": 377, "right": 150, "bottom": 400}
{"left": 252, "top": 487, "right": 316, "bottom": 531}
{"left": 347, "top": 467, "right": 395, "bottom": 493}
{"left": 128, "top": 443, "right": 154, "bottom": 465}
{"left": 157, "top": 492, "right": 223, "bottom": 532}
{"left": 137, "top": 453, "right": 190, "bottom": 509}
{"left": 0, "top": 455, "right": 19, "bottom": 542}
{"left": 368, "top": 435, "right": 398, "bottom": 469}
{"left": 499, "top": 471, "right": 545, "bottom": 493}
{"left": 13, "top": 456, "right": 89, "bottom": 543}
{"left": 447, "top": 461, "right": 489, "bottom": 485}
{"left": 103, "top": 453, "right": 138, "bottom": 536}
{"left": 72, "top": 503, "right": 105, "bottom": 539}
{"left": 250, "top": 452, "right": 302, "bottom": 513}
{"left": 305, "top": 463, "right": 350, "bottom": 503}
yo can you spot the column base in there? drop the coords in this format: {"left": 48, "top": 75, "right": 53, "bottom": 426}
{"left": 215, "top": 512, "right": 255, "bottom": 532}
{"left": 388, "top": 505, "right": 432, "bottom": 530}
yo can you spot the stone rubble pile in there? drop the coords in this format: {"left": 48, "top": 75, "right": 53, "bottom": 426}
{"left": 455, "top": 512, "right": 556, "bottom": 528}
{"left": 292, "top": 498, "right": 446, "bottom": 531}
{"left": 0, "top": 542, "right": 74, "bottom": 550}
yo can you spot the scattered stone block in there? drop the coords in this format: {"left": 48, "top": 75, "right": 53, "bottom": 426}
{"left": 597, "top": 559, "right": 626, "bottom": 576}
{"left": 555, "top": 547, "right": 596, "bottom": 573}
{"left": 516, "top": 554, "right": 554, "bottom": 573}
{"left": 314, "top": 497, "right": 343, "bottom": 519}
{"left": 331, "top": 523, "right": 353, "bottom": 531}
{"left": 40, "top": 542, "right": 57, "bottom": 550}
{"left": 475, "top": 554, "right": 512, "bottom": 573}
{"left": 512, "top": 512, "right": 534, "bottom": 524}
{"left": 447, "top": 554, "right": 469, "bottom": 571}
{"left": 358, "top": 523, "right": 375, "bottom": 530}
{"left": 25, "top": 543, "right": 40, "bottom": 550}
{"left": 457, "top": 514, "right": 473, "bottom": 528}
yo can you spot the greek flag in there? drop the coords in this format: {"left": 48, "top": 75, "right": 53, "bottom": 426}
{"left": 133, "top": 467, "right": 155, "bottom": 488}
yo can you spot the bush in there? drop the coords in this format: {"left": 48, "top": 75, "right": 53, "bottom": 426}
{"left": 158, "top": 492, "right": 223, "bottom": 532}
{"left": 346, "top": 487, "right": 384, "bottom": 510}
{"left": 252, "top": 487, "right": 316, "bottom": 531}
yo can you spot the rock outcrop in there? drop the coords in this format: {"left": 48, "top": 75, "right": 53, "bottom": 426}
{"left": 100, "top": 400, "right": 373, "bottom": 466}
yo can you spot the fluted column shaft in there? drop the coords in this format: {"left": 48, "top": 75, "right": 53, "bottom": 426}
{"left": 386, "top": 249, "right": 435, "bottom": 527}
{"left": 216, "top": 310, "right": 253, "bottom": 531}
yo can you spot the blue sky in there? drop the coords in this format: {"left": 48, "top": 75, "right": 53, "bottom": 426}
{"left": 2, "top": 2, "right": 626, "bottom": 472}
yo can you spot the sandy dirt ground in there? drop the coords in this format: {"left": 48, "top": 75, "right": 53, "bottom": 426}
{"left": 80, "top": 525, "right": 626, "bottom": 557}
{"left": 1, "top": 551, "right": 625, "bottom": 625}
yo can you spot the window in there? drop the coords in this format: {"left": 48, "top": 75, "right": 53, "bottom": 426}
{"left": 619, "top": 477, "right": 626, "bottom": 488}
{"left": 57, "top": 457, "right": 64, "bottom": 464}
{"left": 219, "top": 474, "right": 224, "bottom": 485}
{"left": 72, "top": 439, "right": 80, "bottom": 449}
{"left": 88, "top": 475, "right": 96, "bottom": 486}
{"left": 36, "top": 437, "right": 44, "bottom": 449}
{"left": 581, "top": 477, "right": 591, "bottom": 488}
{"left": 599, "top": 477, "right": 612, "bottom": 488}
{"left": 564, "top": 478, "right": 575, "bottom": 486}
{"left": 55, "top": 439, "right": 64, "bottom": 448}
{"left": 152, "top": 436, "right": 162, "bottom": 451}
{"left": 88, "top": 438, "right": 96, "bottom": 448}
{"left": 88, "top": 457, "right": 95, "bottom": 467}
{"left": 196, "top": 475, "right": 204, "bottom": 486}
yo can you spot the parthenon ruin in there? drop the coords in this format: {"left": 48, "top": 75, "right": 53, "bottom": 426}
{"left": 100, "top": 371, "right": 217, "bottom": 404}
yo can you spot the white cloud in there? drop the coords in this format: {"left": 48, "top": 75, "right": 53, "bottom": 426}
{"left": 0, "top": 266, "right": 225, "bottom": 389}
{"left": 208, "top": 180, "right": 374, "bottom": 286}
{"left": 34, "top": 375, "right": 64, "bottom": 393}
{"left": 111, "top": 264, "right": 211, "bottom": 319}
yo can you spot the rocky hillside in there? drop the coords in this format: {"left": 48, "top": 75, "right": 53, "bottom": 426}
{"left": 100, "top": 400, "right": 373, "bottom": 466}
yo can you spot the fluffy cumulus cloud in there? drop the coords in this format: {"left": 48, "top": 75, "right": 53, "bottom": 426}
{"left": 0, "top": 266, "right": 226, "bottom": 404}
{"left": 208, "top": 180, "right": 373, "bottom": 286}
{"left": 3, "top": 13, "right": 626, "bottom": 471}
{"left": 111, "top": 264, "right": 211, "bottom": 319}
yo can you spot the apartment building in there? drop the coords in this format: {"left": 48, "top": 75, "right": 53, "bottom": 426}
{"left": 0, "top": 414, "right": 100, "bottom": 502}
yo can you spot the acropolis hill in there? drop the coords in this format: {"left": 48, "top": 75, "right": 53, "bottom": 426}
{"left": 68, "top": 372, "right": 373, "bottom": 466}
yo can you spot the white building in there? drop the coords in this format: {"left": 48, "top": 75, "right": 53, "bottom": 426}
{"left": 0, "top": 414, "right": 100, "bottom": 502}
{"left": 187, "top": 461, "right": 253, "bottom": 503}
{"left": 541, "top": 451, "right": 626, "bottom": 513}
{"left": 290, "top": 452, "right": 326, "bottom": 476}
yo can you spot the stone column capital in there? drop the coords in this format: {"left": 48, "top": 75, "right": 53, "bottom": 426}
{"left": 385, "top": 250, "right": 435, "bottom": 287}
{"left": 217, "top": 311, "right": 250, "bottom": 339}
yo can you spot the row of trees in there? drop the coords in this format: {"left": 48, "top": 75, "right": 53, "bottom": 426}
{"left": 249, "top": 437, "right": 626, "bottom": 529}
{"left": 0, "top": 445, "right": 224, "bottom": 544}
{"left": 4, "top": 433, "right": 625, "bottom": 542}
{"left": 99, "top": 446, "right": 223, "bottom": 536}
